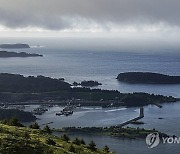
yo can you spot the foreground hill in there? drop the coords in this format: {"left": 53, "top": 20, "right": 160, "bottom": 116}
{"left": 0, "top": 123, "right": 111, "bottom": 154}
{"left": 0, "top": 51, "right": 42, "bottom": 57}
{"left": 117, "top": 72, "right": 180, "bottom": 84}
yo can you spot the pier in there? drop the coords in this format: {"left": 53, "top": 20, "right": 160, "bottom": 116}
{"left": 117, "top": 107, "right": 144, "bottom": 127}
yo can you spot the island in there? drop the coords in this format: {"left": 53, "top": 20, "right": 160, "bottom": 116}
{"left": 0, "top": 43, "right": 30, "bottom": 49}
{"left": 73, "top": 80, "right": 102, "bottom": 87}
{"left": 0, "top": 51, "right": 43, "bottom": 57}
{"left": 0, "top": 73, "right": 178, "bottom": 107}
{"left": 117, "top": 72, "right": 180, "bottom": 84}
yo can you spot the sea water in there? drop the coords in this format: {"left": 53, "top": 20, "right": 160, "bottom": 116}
{"left": 1, "top": 37, "right": 180, "bottom": 154}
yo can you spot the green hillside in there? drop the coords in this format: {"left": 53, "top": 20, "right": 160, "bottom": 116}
{"left": 0, "top": 123, "right": 113, "bottom": 154}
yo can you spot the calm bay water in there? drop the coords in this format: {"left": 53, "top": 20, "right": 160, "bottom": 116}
{"left": 24, "top": 102, "right": 180, "bottom": 154}
{"left": 1, "top": 37, "right": 180, "bottom": 153}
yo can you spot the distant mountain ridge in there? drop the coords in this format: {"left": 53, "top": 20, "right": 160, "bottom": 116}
{"left": 117, "top": 72, "right": 180, "bottom": 84}
{"left": 0, "top": 43, "right": 30, "bottom": 49}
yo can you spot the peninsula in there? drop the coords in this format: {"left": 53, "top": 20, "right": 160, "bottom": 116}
{"left": 0, "top": 43, "right": 30, "bottom": 49}
{"left": 0, "top": 73, "right": 178, "bottom": 107}
{"left": 117, "top": 72, "right": 180, "bottom": 84}
{"left": 0, "top": 51, "right": 43, "bottom": 57}
{"left": 57, "top": 126, "right": 168, "bottom": 139}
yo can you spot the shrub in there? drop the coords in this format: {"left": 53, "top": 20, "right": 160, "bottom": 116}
{"left": 72, "top": 138, "right": 81, "bottom": 145}
{"left": 43, "top": 125, "right": 52, "bottom": 134}
{"left": 24, "top": 131, "right": 30, "bottom": 139}
{"left": 103, "top": 145, "right": 110, "bottom": 153}
{"left": 2, "top": 117, "right": 24, "bottom": 127}
{"left": 68, "top": 144, "right": 75, "bottom": 153}
{"left": 88, "top": 141, "right": 96, "bottom": 151}
{"left": 46, "top": 138, "right": 56, "bottom": 146}
{"left": 80, "top": 139, "right": 86, "bottom": 145}
{"left": 61, "top": 134, "right": 70, "bottom": 142}
{"left": 29, "top": 122, "right": 40, "bottom": 129}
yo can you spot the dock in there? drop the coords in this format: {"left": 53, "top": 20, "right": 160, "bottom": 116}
{"left": 117, "top": 107, "right": 144, "bottom": 127}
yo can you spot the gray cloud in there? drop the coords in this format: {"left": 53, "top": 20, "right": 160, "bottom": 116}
{"left": 0, "top": 0, "right": 179, "bottom": 30}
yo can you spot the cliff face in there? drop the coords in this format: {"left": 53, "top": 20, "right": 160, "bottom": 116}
{"left": 0, "top": 43, "right": 30, "bottom": 49}
{"left": 117, "top": 72, "right": 180, "bottom": 84}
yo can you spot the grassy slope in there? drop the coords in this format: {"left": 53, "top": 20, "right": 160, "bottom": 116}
{"left": 0, "top": 124, "right": 112, "bottom": 154}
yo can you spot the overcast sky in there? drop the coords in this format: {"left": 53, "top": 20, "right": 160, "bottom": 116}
{"left": 0, "top": 0, "right": 180, "bottom": 37}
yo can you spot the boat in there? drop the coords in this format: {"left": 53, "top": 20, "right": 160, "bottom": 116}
{"left": 56, "top": 111, "right": 64, "bottom": 116}
{"left": 56, "top": 110, "right": 73, "bottom": 116}
{"left": 64, "top": 110, "right": 73, "bottom": 116}
{"left": 32, "top": 106, "right": 48, "bottom": 115}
